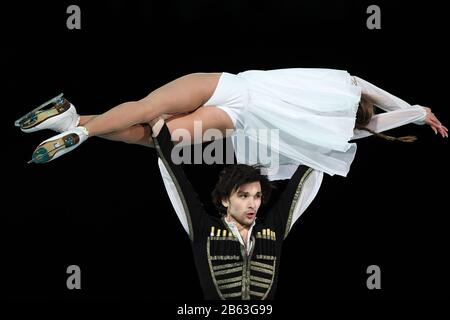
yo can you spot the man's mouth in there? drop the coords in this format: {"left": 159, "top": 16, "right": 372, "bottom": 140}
{"left": 246, "top": 212, "right": 256, "bottom": 218}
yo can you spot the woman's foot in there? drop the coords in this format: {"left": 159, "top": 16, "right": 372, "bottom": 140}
{"left": 29, "top": 127, "right": 89, "bottom": 164}
{"left": 15, "top": 94, "right": 80, "bottom": 133}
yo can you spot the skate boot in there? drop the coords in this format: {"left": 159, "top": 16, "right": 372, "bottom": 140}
{"left": 15, "top": 93, "right": 80, "bottom": 133}
{"left": 29, "top": 126, "right": 89, "bottom": 164}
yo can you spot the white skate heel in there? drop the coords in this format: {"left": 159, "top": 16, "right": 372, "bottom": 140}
{"left": 29, "top": 126, "right": 89, "bottom": 164}
{"left": 15, "top": 94, "right": 80, "bottom": 133}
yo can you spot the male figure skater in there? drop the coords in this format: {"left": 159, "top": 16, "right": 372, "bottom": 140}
{"left": 151, "top": 119, "right": 322, "bottom": 300}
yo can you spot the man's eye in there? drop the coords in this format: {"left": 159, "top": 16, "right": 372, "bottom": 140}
{"left": 255, "top": 194, "right": 262, "bottom": 199}
{"left": 240, "top": 194, "right": 247, "bottom": 198}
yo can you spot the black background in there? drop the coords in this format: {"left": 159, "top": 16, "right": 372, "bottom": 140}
{"left": 2, "top": 0, "right": 449, "bottom": 309}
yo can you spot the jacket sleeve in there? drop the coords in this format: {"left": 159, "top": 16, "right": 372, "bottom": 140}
{"left": 153, "top": 122, "right": 208, "bottom": 242}
{"left": 264, "top": 165, "right": 317, "bottom": 240}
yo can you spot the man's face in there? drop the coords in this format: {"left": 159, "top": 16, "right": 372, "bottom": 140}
{"left": 222, "top": 181, "right": 262, "bottom": 228}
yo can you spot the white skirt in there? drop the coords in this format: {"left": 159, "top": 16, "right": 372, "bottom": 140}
{"left": 204, "top": 68, "right": 362, "bottom": 180}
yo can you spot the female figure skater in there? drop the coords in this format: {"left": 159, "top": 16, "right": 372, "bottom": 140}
{"left": 16, "top": 68, "right": 447, "bottom": 180}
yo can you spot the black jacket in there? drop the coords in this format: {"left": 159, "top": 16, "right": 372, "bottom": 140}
{"left": 154, "top": 123, "right": 313, "bottom": 300}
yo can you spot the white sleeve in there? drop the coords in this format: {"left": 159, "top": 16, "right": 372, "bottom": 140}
{"left": 158, "top": 158, "right": 190, "bottom": 235}
{"left": 286, "top": 170, "right": 323, "bottom": 233}
{"left": 352, "top": 76, "right": 427, "bottom": 140}
{"left": 352, "top": 108, "right": 428, "bottom": 140}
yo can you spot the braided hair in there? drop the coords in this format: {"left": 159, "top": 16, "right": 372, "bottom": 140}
{"left": 355, "top": 97, "right": 417, "bottom": 142}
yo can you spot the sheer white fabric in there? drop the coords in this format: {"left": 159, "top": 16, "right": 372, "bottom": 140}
{"left": 158, "top": 158, "right": 190, "bottom": 234}
{"left": 351, "top": 76, "right": 427, "bottom": 140}
{"left": 203, "top": 69, "right": 427, "bottom": 179}
{"left": 234, "top": 68, "right": 361, "bottom": 178}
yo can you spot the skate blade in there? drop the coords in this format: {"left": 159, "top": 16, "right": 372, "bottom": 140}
{"left": 28, "top": 144, "right": 63, "bottom": 164}
{"left": 15, "top": 93, "right": 64, "bottom": 127}
{"left": 28, "top": 133, "right": 79, "bottom": 164}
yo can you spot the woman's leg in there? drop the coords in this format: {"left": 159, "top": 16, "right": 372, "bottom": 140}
{"left": 29, "top": 73, "right": 230, "bottom": 164}
{"left": 78, "top": 106, "right": 235, "bottom": 147}
{"left": 82, "top": 73, "right": 222, "bottom": 137}
{"left": 165, "top": 106, "right": 235, "bottom": 144}
{"left": 79, "top": 115, "right": 153, "bottom": 147}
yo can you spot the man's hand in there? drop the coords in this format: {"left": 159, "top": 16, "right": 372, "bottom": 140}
{"left": 424, "top": 107, "right": 448, "bottom": 138}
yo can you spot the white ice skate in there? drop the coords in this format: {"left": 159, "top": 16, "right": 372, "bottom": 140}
{"left": 29, "top": 126, "right": 89, "bottom": 164}
{"left": 15, "top": 93, "right": 80, "bottom": 133}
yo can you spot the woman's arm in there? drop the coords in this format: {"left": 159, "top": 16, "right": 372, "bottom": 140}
{"left": 352, "top": 76, "right": 447, "bottom": 139}
{"left": 354, "top": 76, "right": 424, "bottom": 114}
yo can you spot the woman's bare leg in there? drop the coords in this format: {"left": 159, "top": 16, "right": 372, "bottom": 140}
{"left": 79, "top": 115, "right": 153, "bottom": 147}
{"left": 81, "top": 73, "right": 222, "bottom": 137}
{"left": 78, "top": 106, "right": 235, "bottom": 147}
{"left": 165, "top": 106, "right": 235, "bottom": 144}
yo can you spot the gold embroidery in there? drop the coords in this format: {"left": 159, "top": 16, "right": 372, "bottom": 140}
{"left": 260, "top": 260, "right": 276, "bottom": 300}
{"left": 213, "top": 262, "right": 243, "bottom": 271}
{"left": 251, "top": 261, "right": 275, "bottom": 271}
{"left": 219, "top": 281, "right": 242, "bottom": 290}
{"left": 207, "top": 237, "right": 225, "bottom": 300}
{"left": 222, "top": 292, "right": 242, "bottom": 299}
{"left": 251, "top": 281, "right": 270, "bottom": 289}
{"left": 239, "top": 233, "right": 256, "bottom": 300}
{"left": 210, "top": 255, "right": 240, "bottom": 261}
{"left": 214, "top": 266, "right": 243, "bottom": 276}
{"left": 257, "top": 230, "right": 277, "bottom": 241}
{"left": 250, "top": 266, "right": 273, "bottom": 275}
{"left": 209, "top": 236, "right": 239, "bottom": 242}
{"left": 249, "top": 290, "right": 265, "bottom": 297}
{"left": 284, "top": 168, "right": 313, "bottom": 239}
{"left": 256, "top": 255, "right": 276, "bottom": 260}
{"left": 217, "top": 276, "right": 242, "bottom": 285}
{"left": 250, "top": 275, "right": 272, "bottom": 284}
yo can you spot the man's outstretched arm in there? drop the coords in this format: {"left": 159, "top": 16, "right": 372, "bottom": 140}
{"left": 151, "top": 120, "right": 208, "bottom": 242}
{"left": 266, "top": 165, "right": 322, "bottom": 240}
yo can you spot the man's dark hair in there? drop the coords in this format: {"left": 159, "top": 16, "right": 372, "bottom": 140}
{"left": 211, "top": 164, "right": 273, "bottom": 215}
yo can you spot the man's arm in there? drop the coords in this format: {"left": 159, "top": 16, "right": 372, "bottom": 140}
{"left": 265, "top": 165, "right": 322, "bottom": 240}
{"left": 152, "top": 120, "right": 208, "bottom": 242}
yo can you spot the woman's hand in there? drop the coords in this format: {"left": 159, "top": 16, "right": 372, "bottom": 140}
{"left": 423, "top": 107, "right": 448, "bottom": 138}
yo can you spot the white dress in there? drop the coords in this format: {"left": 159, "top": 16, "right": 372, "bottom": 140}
{"left": 160, "top": 68, "right": 427, "bottom": 232}
{"left": 203, "top": 68, "right": 427, "bottom": 180}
